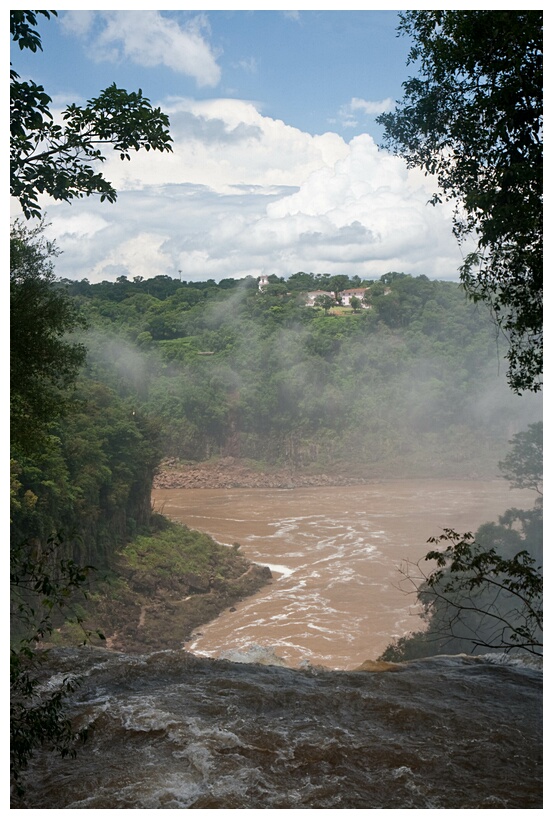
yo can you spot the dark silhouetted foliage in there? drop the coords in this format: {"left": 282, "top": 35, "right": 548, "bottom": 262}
{"left": 379, "top": 11, "right": 542, "bottom": 393}
{"left": 10, "top": 11, "right": 172, "bottom": 218}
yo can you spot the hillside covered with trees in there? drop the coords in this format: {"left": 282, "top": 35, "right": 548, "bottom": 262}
{"left": 62, "top": 268, "right": 539, "bottom": 479}
{"left": 14, "top": 254, "right": 541, "bottom": 587}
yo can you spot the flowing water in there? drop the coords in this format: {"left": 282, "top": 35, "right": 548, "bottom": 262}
{"left": 14, "top": 648, "right": 542, "bottom": 809}
{"left": 152, "top": 479, "right": 535, "bottom": 668}
{"left": 13, "top": 480, "right": 542, "bottom": 808}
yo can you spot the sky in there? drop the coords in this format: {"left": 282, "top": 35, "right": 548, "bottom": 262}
{"left": 10, "top": 6, "right": 478, "bottom": 284}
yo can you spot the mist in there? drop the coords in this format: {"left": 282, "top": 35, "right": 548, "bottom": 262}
{"left": 78, "top": 275, "right": 542, "bottom": 478}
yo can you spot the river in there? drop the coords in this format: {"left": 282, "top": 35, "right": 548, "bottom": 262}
{"left": 152, "top": 479, "right": 535, "bottom": 669}
{"left": 13, "top": 479, "right": 541, "bottom": 808}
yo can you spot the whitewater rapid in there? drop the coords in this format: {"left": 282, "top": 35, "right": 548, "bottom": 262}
{"left": 13, "top": 647, "right": 542, "bottom": 809}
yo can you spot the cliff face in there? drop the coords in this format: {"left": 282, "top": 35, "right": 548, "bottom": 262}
{"left": 14, "top": 648, "right": 542, "bottom": 809}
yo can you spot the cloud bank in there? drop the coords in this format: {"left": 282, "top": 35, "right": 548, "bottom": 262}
{"left": 33, "top": 96, "right": 462, "bottom": 284}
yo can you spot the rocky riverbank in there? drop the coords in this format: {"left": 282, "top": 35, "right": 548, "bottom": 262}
{"left": 153, "top": 456, "right": 360, "bottom": 490}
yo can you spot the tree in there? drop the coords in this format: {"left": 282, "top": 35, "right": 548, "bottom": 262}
{"left": 10, "top": 535, "right": 99, "bottom": 793}
{"left": 287, "top": 271, "right": 316, "bottom": 291}
{"left": 361, "top": 289, "right": 372, "bottom": 308}
{"left": 314, "top": 293, "right": 335, "bottom": 315}
{"left": 498, "top": 421, "right": 542, "bottom": 495}
{"left": 349, "top": 295, "right": 362, "bottom": 313}
{"left": 381, "top": 510, "right": 542, "bottom": 661}
{"left": 10, "top": 220, "right": 86, "bottom": 458}
{"left": 421, "top": 523, "right": 542, "bottom": 656}
{"left": 10, "top": 10, "right": 172, "bottom": 788}
{"left": 11, "top": 10, "right": 173, "bottom": 219}
{"left": 378, "top": 11, "right": 542, "bottom": 393}
{"left": 10, "top": 221, "right": 91, "bottom": 789}
{"left": 329, "top": 274, "right": 351, "bottom": 304}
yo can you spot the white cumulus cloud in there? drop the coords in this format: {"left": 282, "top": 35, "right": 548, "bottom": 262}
{"left": 61, "top": 10, "right": 221, "bottom": 87}
{"left": 350, "top": 97, "right": 394, "bottom": 115}
{"left": 89, "top": 232, "right": 173, "bottom": 282}
{"left": 98, "top": 97, "right": 350, "bottom": 194}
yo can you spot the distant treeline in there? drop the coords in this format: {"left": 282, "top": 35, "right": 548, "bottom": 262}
{"left": 65, "top": 270, "right": 539, "bottom": 474}
{"left": 63, "top": 270, "right": 368, "bottom": 302}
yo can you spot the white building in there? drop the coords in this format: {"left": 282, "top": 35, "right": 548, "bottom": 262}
{"left": 340, "top": 288, "right": 370, "bottom": 307}
{"left": 305, "top": 289, "right": 334, "bottom": 306}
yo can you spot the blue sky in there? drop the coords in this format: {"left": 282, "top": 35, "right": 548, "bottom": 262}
{"left": 13, "top": 10, "right": 411, "bottom": 140}
{"left": 11, "top": 7, "right": 467, "bottom": 284}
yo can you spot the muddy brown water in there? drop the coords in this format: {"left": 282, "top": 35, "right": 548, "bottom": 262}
{"left": 152, "top": 479, "right": 535, "bottom": 669}
{"left": 13, "top": 647, "right": 542, "bottom": 809}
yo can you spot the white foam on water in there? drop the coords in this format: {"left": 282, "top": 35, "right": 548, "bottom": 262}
{"left": 264, "top": 562, "right": 294, "bottom": 578}
{"left": 217, "top": 644, "right": 288, "bottom": 666}
{"left": 307, "top": 623, "right": 335, "bottom": 634}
